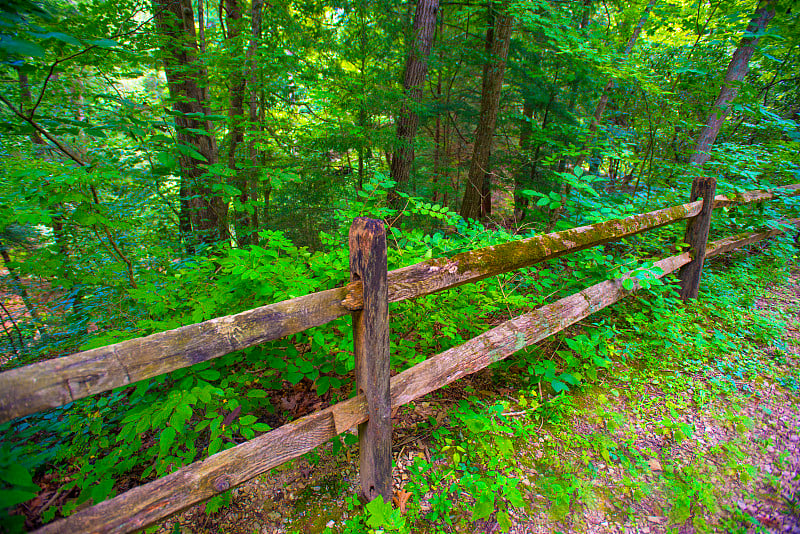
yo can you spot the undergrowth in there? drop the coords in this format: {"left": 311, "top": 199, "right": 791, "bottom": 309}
{"left": 0, "top": 176, "right": 797, "bottom": 533}
{"left": 328, "top": 236, "right": 799, "bottom": 533}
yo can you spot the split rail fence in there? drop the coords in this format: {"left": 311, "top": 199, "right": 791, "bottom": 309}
{"left": 1, "top": 181, "right": 799, "bottom": 533}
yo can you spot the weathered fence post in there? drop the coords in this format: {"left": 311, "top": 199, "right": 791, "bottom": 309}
{"left": 679, "top": 176, "right": 717, "bottom": 300}
{"left": 349, "top": 218, "right": 392, "bottom": 503}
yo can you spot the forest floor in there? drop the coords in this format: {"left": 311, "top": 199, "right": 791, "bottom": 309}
{"left": 154, "top": 262, "right": 800, "bottom": 534}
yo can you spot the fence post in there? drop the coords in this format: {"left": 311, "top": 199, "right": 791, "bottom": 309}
{"left": 679, "top": 176, "right": 717, "bottom": 300}
{"left": 349, "top": 217, "right": 392, "bottom": 503}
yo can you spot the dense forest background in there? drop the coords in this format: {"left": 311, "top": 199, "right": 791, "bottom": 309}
{"left": 0, "top": 0, "right": 799, "bottom": 529}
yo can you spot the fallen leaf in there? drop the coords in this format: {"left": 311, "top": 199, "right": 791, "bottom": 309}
{"left": 647, "top": 458, "right": 662, "bottom": 471}
{"left": 392, "top": 488, "right": 412, "bottom": 513}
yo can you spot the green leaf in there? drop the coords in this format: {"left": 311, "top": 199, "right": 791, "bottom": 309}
{"left": 316, "top": 376, "right": 330, "bottom": 395}
{"left": 497, "top": 510, "right": 511, "bottom": 532}
{"left": 159, "top": 427, "right": 177, "bottom": 456}
{"left": 0, "top": 488, "right": 38, "bottom": 507}
{"left": 365, "top": 495, "right": 391, "bottom": 527}
{"left": 247, "top": 389, "right": 268, "bottom": 398}
{"left": 239, "top": 415, "right": 257, "bottom": 426}
{"left": 0, "top": 37, "right": 45, "bottom": 57}
{"left": 471, "top": 493, "right": 495, "bottom": 520}
{"left": 505, "top": 487, "right": 525, "bottom": 508}
{"left": 175, "top": 143, "right": 207, "bottom": 162}
{"left": 89, "top": 38, "right": 120, "bottom": 49}
{"left": 31, "top": 31, "right": 82, "bottom": 46}
{"left": 90, "top": 476, "right": 115, "bottom": 504}
{"left": 0, "top": 463, "right": 34, "bottom": 487}
{"left": 287, "top": 371, "right": 303, "bottom": 385}
{"left": 622, "top": 278, "right": 635, "bottom": 291}
{"left": 198, "top": 369, "right": 220, "bottom": 381}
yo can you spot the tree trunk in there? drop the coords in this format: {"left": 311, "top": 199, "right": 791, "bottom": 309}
{"left": 225, "top": 0, "right": 250, "bottom": 246}
{"left": 153, "top": 0, "right": 227, "bottom": 245}
{"left": 587, "top": 0, "right": 656, "bottom": 135}
{"left": 678, "top": 0, "right": 775, "bottom": 299}
{"left": 246, "top": 0, "right": 264, "bottom": 244}
{"left": 513, "top": 100, "right": 534, "bottom": 222}
{"left": 459, "top": 4, "right": 513, "bottom": 221}
{"left": 688, "top": 0, "right": 775, "bottom": 167}
{"left": 388, "top": 0, "right": 440, "bottom": 209}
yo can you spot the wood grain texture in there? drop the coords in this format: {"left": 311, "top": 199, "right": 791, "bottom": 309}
{"left": 35, "top": 395, "right": 369, "bottom": 534}
{"left": 349, "top": 218, "right": 392, "bottom": 503}
{"left": 35, "top": 253, "right": 691, "bottom": 534}
{"left": 706, "top": 219, "right": 800, "bottom": 258}
{"left": 0, "top": 199, "right": 704, "bottom": 423}
{"left": 0, "top": 287, "right": 351, "bottom": 423}
{"left": 344, "top": 200, "right": 703, "bottom": 308}
{"left": 6, "top": 183, "right": 795, "bottom": 424}
{"left": 712, "top": 183, "right": 800, "bottom": 207}
{"left": 679, "top": 176, "right": 717, "bottom": 301}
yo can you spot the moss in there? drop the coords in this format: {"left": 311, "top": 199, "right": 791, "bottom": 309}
{"left": 452, "top": 203, "right": 696, "bottom": 277}
{"left": 284, "top": 475, "right": 346, "bottom": 533}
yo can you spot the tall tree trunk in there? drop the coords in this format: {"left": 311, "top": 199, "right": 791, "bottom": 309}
{"left": 246, "top": 0, "right": 264, "bottom": 245}
{"left": 153, "top": 0, "right": 227, "bottom": 245}
{"left": 587, "top": 0, "right": 656, "bottom": 136}
{"left": 513, "top": 100, "right": 534, "bottom": 222}
{"left": 688, "top": 0, "right": 775, "bottom": 167}
{"left": 225, "top": 0, "right": 250, "bottom": 245}
{"left": 678, "top": 0, "right": 775, "bottom": 296}
{"left": 388, "top": 0, "right": 440, "bottom": 209}
{"left": 459, "top": 3, "right": 513, "bottom": 221}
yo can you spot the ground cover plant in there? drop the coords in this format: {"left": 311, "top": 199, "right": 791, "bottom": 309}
{"left": 1, "top": 0, "right": 800, "bottom": 531}
{"left": 98, "top": 236, "right": 797, "bottom": 534}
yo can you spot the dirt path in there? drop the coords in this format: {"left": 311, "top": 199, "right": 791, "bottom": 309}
{"left": 159, "top": 270, "right": 800, "bottom": 534}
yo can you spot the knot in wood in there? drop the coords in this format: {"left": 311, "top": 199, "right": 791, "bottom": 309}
{"left": 213, "top": 477, "right": 231, "bottom": 492}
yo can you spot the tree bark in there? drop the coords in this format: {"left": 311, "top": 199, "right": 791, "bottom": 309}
{"left": 587, "top": 0, "right": 656, "bottom": 135}
{"left": 459, "top": 4, "right": 513, "bottom": 221}
{"left": 688, "top": 0, "right": 775, "bottom": 167}
{"left": 225, "top": 0, "right": 251, "bottom": 245}
{"left": 153, "top": 0, "right": 227, "bottom": 244}
{"left": 678, "top": 0, "right": 775, "bottom": 299}
{"left": 388, "top": 0, "right": 440, "bottom": 210}
{"left": 513, "top": 100, "right": 534, "bottom": 222}
{"left": 246, "top": 0, "right": 264, "bottom": 244}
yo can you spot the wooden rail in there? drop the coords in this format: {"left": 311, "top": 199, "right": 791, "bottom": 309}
{"left": 0, "top": 183, "right": 795, "bottom": 533}
{"left": 0, "top": 200, "right": 704, "bottom": 423}
{"left": 36, "top": 252, "right": 693, "bottom": 534}
{"left": 4, "top": 183, "right": 798, "bottom": 423}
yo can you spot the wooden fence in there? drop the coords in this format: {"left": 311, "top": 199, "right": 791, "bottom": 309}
{"left": 1, "top": 183, "right": 798, "bottom": 533}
